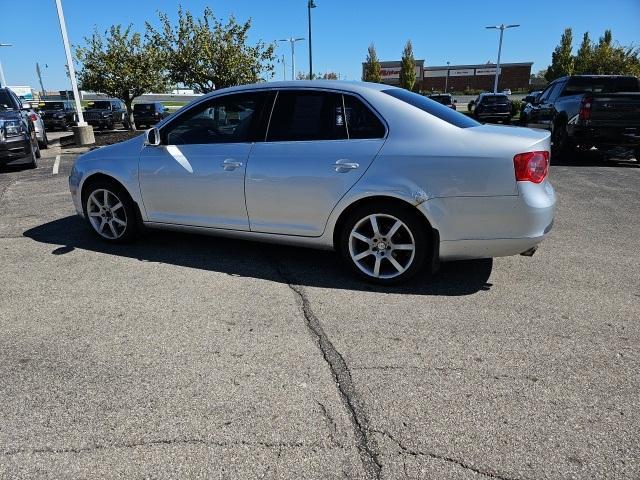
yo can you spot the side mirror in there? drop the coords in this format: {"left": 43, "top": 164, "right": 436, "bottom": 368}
{"left": 145, "top": 127, "right": 161, "bottom": 146}
{"left": 21, "top": 102, "right": 32, "bottom": 110}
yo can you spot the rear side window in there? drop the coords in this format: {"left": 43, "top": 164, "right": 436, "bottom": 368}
{"left": 267, "top": 91, "right": 347, "bottom": 141}
{"left": 383, "top": 89, "right": 479, "bottom": 128}
{"left": 343, "top": 94, "right": 385, "bottom": 139}
{"left": 564, "top": 76, "right": 640, "bottom": 95}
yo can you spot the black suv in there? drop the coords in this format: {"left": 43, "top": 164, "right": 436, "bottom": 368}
{"left": 133, "top": 102, "right": 170, "bottom": 128}
{"left": 38, "top": 100, "right": 77, "bottom": 131}
{"left": 471, "top": 93, "right": 512, "bottom": 124}
{"left": 0, "top": 88, "right": 40, "bottom": 168}
{"left": 84, "top": 99, "right": 130, "bottom": 130}
{"left": 428, "top": 93, "right": 457, "bottom": 110}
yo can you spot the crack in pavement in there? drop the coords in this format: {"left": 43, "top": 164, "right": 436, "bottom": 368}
{"left": 317, "top": 400, "right": 340, "bottom": 447}
{"left": 372, "top": 428, "right": 522, "bottom": 480}
{"left": 272, "top": 259, "right": 382, "bottom": 480}
{"left": 2, "top": 439, "right": 328, "bottom": 457}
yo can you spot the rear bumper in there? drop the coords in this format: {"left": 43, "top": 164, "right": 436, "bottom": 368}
{"left": 43, "top": 118, "right": 67, "bottom": 129}
{"left": 421, "top": 180, "right": 556, "bottom": 261}
{"left": 569, "top": 125, "right": 640, "bottom": 148}
{"left": 0, "top": 136, "right": 31, "bottom": 166}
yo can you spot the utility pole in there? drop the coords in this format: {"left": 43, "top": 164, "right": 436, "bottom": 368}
{"left": 0, "top": 43, "right": 12, "bottom": 88}
{"left": 36, "top": 63, "right": 46, "bottom": 98}
{"left": 278, "top": 37, "right": 305, "bottom": 80}
{"left": 281, "top": 54, "right": 286, "bottom": 81}
{"left": 55, "top": 0, "right": 94, "bottom": 144}
{"left": 486, "top": 23, "right": 520, "bottom": 93}
{"left": 307, "top": 0, "right": 316, "bottom": 80}
{"left": 445, "top": 61, "right": 450, "bottom": 93}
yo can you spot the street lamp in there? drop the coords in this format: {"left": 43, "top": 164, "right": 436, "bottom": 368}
{"left": 0, "top": 43, "right": 12, "bottom": 88}
{"left": 278, "top": 37, "right": 305, "bottom": 80}
{"left": 445, "top": 61, "right": 450, "bottom": 93}
{"left": 485, "top": 24, "right": 520, "bottom": 93}
{"left": 307, "top": 0, "right": 316, "bottom": 80}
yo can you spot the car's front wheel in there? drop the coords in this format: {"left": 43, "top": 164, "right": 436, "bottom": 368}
{"left": 83, "top": 180, "right": 137, "bottom": 243}
{"left": 339, "top": 203, "right": 428, "bottom": 284}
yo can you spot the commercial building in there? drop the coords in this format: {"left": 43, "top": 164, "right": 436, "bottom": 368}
{"left": 364, "top": 60, "right": 533, "bottom": 92}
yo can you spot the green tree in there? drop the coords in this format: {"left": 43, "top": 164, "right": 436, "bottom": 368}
{"left": 146, "top": 6, "right": 276, "bottom": 92}
{"left": 362, "top": 43, "right": 381, "bottom": 82}
{"left": 574, "top": 32, "right": 593, "bottom": 74}
{"left": 545, "top": 28, "right": 575, "bottom": 81}
{"left": 399, "top": 40, "right": 416, "bottom": 91}
{"left": 75, "top": 25, "right": 170, "bottom": 130}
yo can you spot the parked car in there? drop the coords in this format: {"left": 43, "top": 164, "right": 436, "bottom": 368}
{"left": 471, "top": 93, "right": 512, "bottom": 124}
{"left": 133, "top": 102, "right": 170, "bottom": 128}
{"left": 38, "top": 100, "right": 77, "bottom": 132}
{"left": 428, "top": 93, "right": 457, "bottom": 110}
{"left": 0, "top": 87, "right": 40, "bottom": 168}
{"left": 502, "top": 89, "right": 512, "bottom": 95}
{"left": 519, "top": 91, "right": 542, "bottom": 125}
{"left": 69, "top": 81, "right": 555, "bottom": 285}
{"left": 84, "top": 99, "right": 130, "bottom": 130}
{"left": 22, "top": 103, "right": 48, "bottom": 149}
{"left": 520, "top": 75, "right": 640, "bottom": 157}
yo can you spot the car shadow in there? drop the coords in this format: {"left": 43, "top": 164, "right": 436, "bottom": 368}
{"left": 24, "top": 216, "right": 493, "bottom": 296}
{"left": 552, "top": 147, "right": 639, "bottom": 168}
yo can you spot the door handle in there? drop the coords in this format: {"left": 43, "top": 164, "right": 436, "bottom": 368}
{"left": 333, "top": 159, "right": 359, "bottom": 173}
{"left": 221, "top": 158, "right": 243, "bottom": 171}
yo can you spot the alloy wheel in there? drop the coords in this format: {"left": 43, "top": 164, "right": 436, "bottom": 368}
{"left": 348, "top": 213, "right": 416, "bottom": 279}
{"left": 86, "top": 189, "right": 128, "bottom": 240}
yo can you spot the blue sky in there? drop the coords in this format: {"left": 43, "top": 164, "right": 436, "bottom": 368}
{"left": 1, "top": 0, "right": 639, "bottom": 90}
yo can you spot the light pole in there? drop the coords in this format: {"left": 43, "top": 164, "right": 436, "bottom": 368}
{"left": 445, "top": 61, "right": 450, "bottom": 93}
{"left": 307, "top": 0, "right": 316, "bottom": 80}
{"left": 486, "top": 24, "right": 519, "bottom": 93}
{"left": 278, "top": 37, "right": 305, "bottom": 80}
{"left": 0, "top": 43, "right": 12, "bottom": 88}
{"left": 55, "top": 0, "right": 94, "bottom": 144}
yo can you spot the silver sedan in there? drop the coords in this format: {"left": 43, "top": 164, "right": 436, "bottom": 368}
{"left": 69, "top": 81, "right": 556, "bottom": 284}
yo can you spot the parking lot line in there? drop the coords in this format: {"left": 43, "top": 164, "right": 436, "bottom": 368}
{"left": 53, "top": 155, "right": 61, "bottom": 175}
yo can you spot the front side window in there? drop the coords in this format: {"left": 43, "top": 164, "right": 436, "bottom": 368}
{"left": 267, "top": 90, "right": 347, "bottom": 142}
{"left": 162, "top": 92, "right": 267, "bottom": 145}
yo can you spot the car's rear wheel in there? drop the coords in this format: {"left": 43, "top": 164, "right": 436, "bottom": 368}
{"left": 39, "top": 130, "right": 49, "bottom": 149}
{"left": 339, "top": 203, "right": 428, "bottom": 284}
{"left": 83, "top": 180, "right": 137, "bottom": 243}
{"left": 552, "top": 120, "right": 572, "bottom": 158}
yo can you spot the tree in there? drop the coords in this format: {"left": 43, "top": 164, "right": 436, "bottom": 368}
{"left": 297, "top": 71, "right": 339, "bottom": 80}
{"left": 146, "top": 6, "right": 276, "bottom": 93}
{"left": 545, "top": 28, "right": 574, "bottom": 81}
{"left": 574, "top": 32, "right": 593, "bottom": 74}
{"left": 75, "top": 25, "right": 170, "bottom": 130}
{"left": 362, "top": 43, "right": 381, "bottom": 82}
{"left": 399, "top": 40, "right": 416, "bottom": 91}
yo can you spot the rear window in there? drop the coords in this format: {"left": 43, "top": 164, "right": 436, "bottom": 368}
{"left": 383, "top": 89, "right": 479, "bottom": 128}
{"left": 564, "top": 76, "right": 640, "bottom": 95}
{"left": 481, "top": 95, "right": 509, "bottom": 104}
{"left": 134, "top": 104, "right": 154, "bottom": 112}
{"left": 87, "top": 101, "right": 111, "bottom": 109}
{"left": 43, "top": 102, "right": 65, "bottom": 110}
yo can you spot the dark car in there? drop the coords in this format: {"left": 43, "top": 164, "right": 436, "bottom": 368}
{"left": 519, "top": 91, "right": 542, "bottom": 125}
{"left": 428, "top": 93, "right": 457, "bottom": 110}
{"left": 521, "top": 75, "right": 640, "bottom": 157}
{"left": 83, "top": 99, "right": 130, "bottom": 130}
{"left": 133, "top": 102, "right": 170, "bottom": 128}
{"left": 471, "top": 93, "right": 512, "bottom": 124}
{"left": 38, "top": 100, "right": 77, "bottom": 131}
{"left": 0, "top": 88, "right": 40, "bottom": 168}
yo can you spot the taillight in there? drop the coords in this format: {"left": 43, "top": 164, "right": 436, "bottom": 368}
{"left": 579, "top": 95, "right": 592, "bottom": 123}
{"left": 513, "top": 151, "right": 549, "bottom": 183}
{"left": 29, "top": 113, "right": 38, "bottom": 122}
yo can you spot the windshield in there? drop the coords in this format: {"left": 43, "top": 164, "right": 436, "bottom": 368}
{"left": 0, "top": 91, "right": 15, "bottom": 110}
{"left": 383, "top": 89, "right": 479, "bottom": 128}
{"left": 86, "top": 101, "right": 111, "bottom": 110}
{"left": 42, "top": 102, "right": 65, "bottom": 110}
{"left": 565, "top": 76, "right": 640, "bottom": 95}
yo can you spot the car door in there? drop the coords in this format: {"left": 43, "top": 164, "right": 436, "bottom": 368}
{"left": 533, "top": 82, "right": 563, "bottom": 130}
{"left": 139, "top": 91, "right": 269, "bottom": 229}
{"left": 526, "top": 84, "right": 553, "bottom": 128}
{"left": 245, "top": 89, "right": 386, "bottom": 237}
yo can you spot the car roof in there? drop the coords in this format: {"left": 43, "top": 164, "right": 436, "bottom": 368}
{"left": 204, "top": 80, "right": 397, "bottom": 97}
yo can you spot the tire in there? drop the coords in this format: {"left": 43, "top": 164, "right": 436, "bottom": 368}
{"left": 107, "top": 121, "right": 115, "bottom": 130}
{"left": 39, "top": 130, "right": 49, "bottom": 149}
{"left": 634, "top": 148, "right": 640, "bottom": 162}
{"left": 61, "top": 120, "right": 69, "bottom": 132}
{"left": 552, "top": 120, "right": 572, "bottom": 158}
{"left": 504, "top": 117, "right": 511, "bottom": 125}
{"left": 27, "top": 134, "right": 38, "bottom": 169}
{"left": 82, "top": 179, "right": 138, "bottom": 243}
{"left": 338, "top": 202, "right": 428, "bottom": 285}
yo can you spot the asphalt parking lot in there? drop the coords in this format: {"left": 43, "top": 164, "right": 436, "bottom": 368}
{"left": 1, "top": 145, "right": 639, "bottom": 479}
